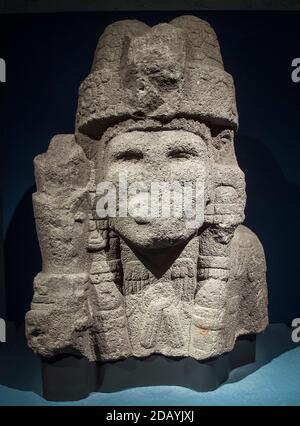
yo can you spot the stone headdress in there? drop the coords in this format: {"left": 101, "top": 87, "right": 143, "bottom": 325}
{"left": 76, "top": 16, "right": 238, "bottom": 138}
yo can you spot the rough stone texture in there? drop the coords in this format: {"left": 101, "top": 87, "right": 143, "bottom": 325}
{"left": 26, "top": 16, "right": 268, "bottom": 362}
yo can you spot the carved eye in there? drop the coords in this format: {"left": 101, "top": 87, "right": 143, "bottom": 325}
{"left": 115, "top": 149, "right": 143, "bottom": 162}
{"left": 167, "top": 148, "right": 197, "bottom": 159}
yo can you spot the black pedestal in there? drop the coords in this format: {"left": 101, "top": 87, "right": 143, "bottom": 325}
{"left": 41, "top": 334, "right": 256, "bottom": 401}
{"left": 41, "top": 354, "right": 97, "bottom": 401}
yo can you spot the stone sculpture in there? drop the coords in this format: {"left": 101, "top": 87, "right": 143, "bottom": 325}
{"left": 26, "top": 16, "right": 268, "bottom": 363}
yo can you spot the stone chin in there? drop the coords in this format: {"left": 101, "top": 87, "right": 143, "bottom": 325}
{"left": 109, "top": 216, "right": 201, "bottom": 250}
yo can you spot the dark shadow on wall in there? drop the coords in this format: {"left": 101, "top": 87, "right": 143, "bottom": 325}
{"left": 0, "top": 197, "right": 5, "bottom": 319}
{"left": 235, "top": 134, "right": 300, "bottom": 323}
{"left": 4, "top": 186, "right": 41, "bottom": 326}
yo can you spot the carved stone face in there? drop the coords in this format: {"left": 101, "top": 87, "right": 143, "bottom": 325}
{"left": 103, "top": 129, "right": 208, "bottom": 249}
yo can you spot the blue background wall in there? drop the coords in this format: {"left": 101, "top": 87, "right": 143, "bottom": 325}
{"left": 1, "top": 11, "right": 300, "bottom": 324}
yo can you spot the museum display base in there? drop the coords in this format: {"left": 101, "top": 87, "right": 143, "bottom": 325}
{"left": 41, "top": 334, "right": 256, "bottom": 401}
{"left": 1, "top": 324, "right": 299, "bottom": 405}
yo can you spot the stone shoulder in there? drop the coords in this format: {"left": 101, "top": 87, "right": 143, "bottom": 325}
{"left": 230, "top": 224, "right": 266, "bottom": 280}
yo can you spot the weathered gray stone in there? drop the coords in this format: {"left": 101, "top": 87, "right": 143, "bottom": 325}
{"left": 26, "top": 15, "right": 268, "bottom": 362}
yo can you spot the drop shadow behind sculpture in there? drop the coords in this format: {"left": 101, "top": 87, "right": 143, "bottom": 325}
{"left": 41, "top": 334, "right": 256, "bottom": 401}
{"left": 25, "top": 16, "right": 268, "bottom": 400}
